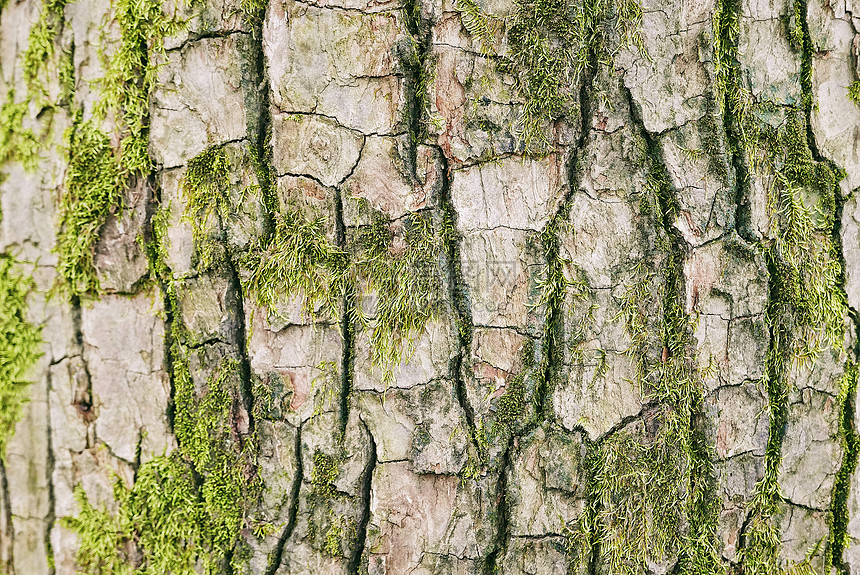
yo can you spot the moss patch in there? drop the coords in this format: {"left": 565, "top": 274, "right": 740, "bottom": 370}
{"left": 826, "top": 361, "right": 860, "bottom": 568}
{"left": 246, "top": 208, "right": 350, "bottom": 322}
{"left": 0, "top": 91, "right": 40, "bottom": 183}
{"left": 351, "top": 209, "right": 445, "bottom": 380}
{"left": 457, "top": 0, "right": 644, "bottom": 152}
{"left": 55, "top": 117, "right": 122, "bottom": 296}
{"left": 180, "top": 145, "right": 233, "bottom": 271}
{"left": 714, "top": 0, "right": 849, "bottom": 568}
{"left": 245, "top": 200, "right": 445, "bottom": 379}
{"left": 65, "top": 199, "right": 259, "bottom": 572}
{"left": 94, "top": 0, "right": 183, "bottom": 174}
{"left": 848, "top": 81, "right": 860, "bottom": 105}
{"left": 22, "top": 0, "right": 68, "bottom": 102}
{"left": 0, "top": 256, "right": 42, "bottom": 457}
{"left": 64, "top": 357, "right": 258, "bottom": 574}
{"left": 310, "top": 451, "right": 340, "bottom": 499}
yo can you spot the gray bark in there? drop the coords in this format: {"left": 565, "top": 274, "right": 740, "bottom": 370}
{"left": 1, "top": 0, "right": 860, "bottom": 573}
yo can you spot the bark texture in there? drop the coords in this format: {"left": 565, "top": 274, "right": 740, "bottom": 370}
{"left": 1, "top": 0, "right": 860, "bottom": 573}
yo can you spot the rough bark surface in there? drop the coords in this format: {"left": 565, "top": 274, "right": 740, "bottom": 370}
{"left": 1, "top": 0, "right": 860, "bottom": 573}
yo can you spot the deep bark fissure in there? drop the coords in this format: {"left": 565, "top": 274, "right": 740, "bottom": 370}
{"left": 713, "top": 0, "right": 790, "bottom": 564}
{"left": 439, "top": 151, "right": 484, "bottom": 460}
{"left": 348, "top": 420, "right": 377, "bottom": 574}
{"left": 0, "top": 459, "right": 13, "bottom": 574}
{"left": 334, "top": 182, "right": 356, "bottom": 439}
{"left": 43, "top": 366, "right": 56, "bottom": 575}
{"left": 483, "top": 443, "right": 511, "bottom": 575}
{"left": 624, "top": 82, "right": 725, "bottom": 571}
{"left": 790, "top": 0, "right": 860, "bottom": 566}
{"left": 68, "top": 295, "right": 94, "bottom": 448}
{"left": 265, "top": 425, "right": 304, "bottom": 575}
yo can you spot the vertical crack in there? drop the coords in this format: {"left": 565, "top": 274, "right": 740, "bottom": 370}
{"left": 483, "top": 443, "right": 511, "bottom": 575}
{"left": 348, "top": 419, "right": 376, "bottom": 575}
{"left": 223, "top": 253, "right": 256, "bottom": 442}
{"left": 793, "top": 0, "right": 857, "bottom": 569}
{"left": 68, "top": 296, "right": 94, "bottom": 449}
{"left": 828, "top": 336, "right": 860, "bottom": 573}
{"left": 623, "top": 82, "right": 725, "bottom": 571}
{"left": 334, "top": 182, "right": 356, "bottom": 439}
{"left": 43, "top": 365, "right": 56, "bottom": 575}
{"left": 438, "top": 152, "right": 484, "bottom": 462}
{"left": 265, "top": 424, "right": 304, "bottom": 575}
{"left": 0, "top": 460, "right": 14, "bottom": 573}
{"left": 713, "top": 0, "right": 789, "bottom": 565}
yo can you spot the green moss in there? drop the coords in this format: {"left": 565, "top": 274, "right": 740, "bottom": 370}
{"left": 401, "top": 17, "right": 437, "bottom": 143}
{"left": 68, "top": 199, "right": 258, "bottom": 571}
{"left": 311, "top": 451, "right": 340, "bottom": 499}
{"left": 47, "top": 0, "right": 182, "bottom": 298}
{"left": 22, "top": 0, "right": 68, "bottom": 101}
{"left": 64, "top": 357, "right": 258, "bottom": 574}
{"left": 58, "top": 45, "right": 76, "bottom": 104}
{"left": 240, "top": 0, "right": 269, "bottom": 13}
{"left": 0, "top": 256, "right": 42, "bottom": 457}
{"left": 849, "top": 81, "right": 860, "bottom": 105}
{"left": 596, "top": 253, "right": 723, "bottom": 574}
{"left": 558, "top": 93, "right": 726, "bottom": 574}
{"left": 714, "top": 0, "right": 848, "bottom": 568}
{"left": 246, "top": 202, "right": 444, "bottom": 379}
{"left": 246, "top": 208, "right": 350, "bottom": 321}
{"left": 55, "top": 117, "right": 122, "bottom": 296}
{"left": 455, "top": 0, "right": 499, "bottom": 55}
{"left": 825, "top": 361, "right": 860, "bottom": 568}
{"left": 0, "top": 91, "right": 40, "bottom": 182}
{"left": 351, "top": 209, "right": 445, "bottom": 381}
{"left": 456, "top": 0, "right": 644, "bottom": 152}
{"left": 323, "top": 516, "right": 345, "bottom": 556}
{"left": 94, "top": 0, "right": 183, "bottom": 174}
{"left": 494, "top": 372, "right": 528, "bottom": 430}
{"left": 590, "top": 418, "right": 686, "bottom": 573}
{"left": 180, "top": 145, "right": 233, "bottom": 271}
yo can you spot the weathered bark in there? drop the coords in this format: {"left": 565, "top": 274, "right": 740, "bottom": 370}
{"left": 1, "top": 0, "right": 860, "bottom": 573}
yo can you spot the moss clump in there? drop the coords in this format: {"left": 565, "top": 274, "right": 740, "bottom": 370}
{"left": 0, "top": 256, "right": 42, "bottom": 456}
{"left": 49, "top": 0, "right": 183, "bottom": 298}
{"left": 597, "top": 252, "right": 724, "bottom": 574}
{"left": 715, "top": 0, "right": 846, "bottom": 362}
{"left": 22, "top": 0, "right": 68, "bottom": 101}
{"left": 65, "top": 157, "right": 261, "bottom": 573}
{"left": 351, "top": 210, "right": 445, "bottom": 379}
{"left": 0, "top": 91, "right": 40, "bottom": 182}
{"left": 95, "top": 0, "right": 183, "bottom": 174}
{"left": 323, "top": 517, "right": 345, "bottom": 556}
{"left": 239, "top": 0, "right": 269, "bottom": 14}
{"left": 179, "top": 145, "right": 233, "bottom": 271}
{"left": 246, "top": 201, "right": 445, "bottom": 379}
{"left": 715, "top": 0, "right": 848, "bottom": 568}
{"left": 848, "top": 81, "right": 860, "bottom": 105}
{"left": 246, "top": 209, "right": 350, "bottom": 322}
{"left": 494, "top": 372, "right": 528, "bottom": 429}
{"left": 55, "top": 117, "right": 122, "bottom": 296}
{"left": 561, "top": 115, "right": 724, "bottom": 573}
{"left": 455, "top": 0, "right": 499, "bottom": 55}
{"left": 64, "top": 357, "right": 258, "bottom": 574}
{"left": 826, "top": 362, "right": 860, "bottom": 568}
{"left": 589, "top": 417, "right": 686, "bottom": 573}
{"left": 457, "top": 0, "right": 644, "bottom": 152}
{"left": 310, "top": 451, "right": 340, "bottom": 499}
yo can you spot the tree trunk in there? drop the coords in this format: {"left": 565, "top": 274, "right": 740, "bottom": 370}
{"left": 1, "top": 0, "right": 860, "bottom": 572}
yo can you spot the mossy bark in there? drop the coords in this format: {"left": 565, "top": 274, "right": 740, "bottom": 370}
{"left": 1, "top": 0, "right": 860, "bottom": 573}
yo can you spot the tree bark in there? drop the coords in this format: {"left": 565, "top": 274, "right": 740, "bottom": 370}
{"left": 1, "top": 0, "right": 860, "bottom": 573}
